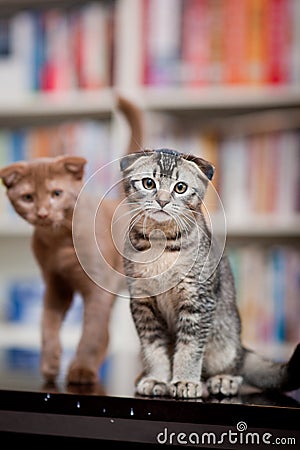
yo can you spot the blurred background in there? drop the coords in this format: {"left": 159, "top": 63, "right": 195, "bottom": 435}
{"left": 0, "top": 0, "right": 299, "bottom": 386}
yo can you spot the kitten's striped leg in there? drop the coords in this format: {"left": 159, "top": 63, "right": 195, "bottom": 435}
{"left": 131, "top": 298, "right": 171, "bottom": 397}
{"left": 169, "top": 296, "right": 215, "bottom": 399}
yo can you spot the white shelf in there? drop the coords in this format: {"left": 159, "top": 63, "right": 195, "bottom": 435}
{"left": 0, "top": 89, "right": 115, "bottom": 122}
{"left": 224, "top": 215, "right": 300, "bottom": 238}
{"left": 139, "top": 85, "right": 300, "bottom": 111}
{"left": 0, "top": 214, "right": 299, "bottom": 238}
{"left": 0, "top": 218, "right": 33, "bottom": 237}
{"left": 0, "top": 323, "right": 80, "bottom": 349}
{"left": 2, "top": 85, "right": 298, "bottom": 122}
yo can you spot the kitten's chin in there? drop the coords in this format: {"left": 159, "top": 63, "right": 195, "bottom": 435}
{"left": 32, "top": 218, "right": 60, "bottom": 228}
{"left": 150, "top": 210, "right": 171, "bottom": 223}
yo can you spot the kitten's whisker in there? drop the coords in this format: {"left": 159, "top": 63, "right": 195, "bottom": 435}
{"left": 167, "top": 212, "right": 186, "bottom": 238}
{"left": 176, "top": 213, "right": 191, "bottom": 234}
{"left": 112, "top": 205, "right": 142, "bottom": 226}
{"left": 181, "top": 209, "right": 212, "bottom": 240}
{"left": 129, "top": 211, "right": 143, "bottom": 234}
{"left": 142, "top": 213, "right": 149, "bottom": 238}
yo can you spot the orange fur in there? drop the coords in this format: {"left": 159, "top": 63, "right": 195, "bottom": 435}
{"left": 0, "top": 96, "right": 143, "bottom": 384}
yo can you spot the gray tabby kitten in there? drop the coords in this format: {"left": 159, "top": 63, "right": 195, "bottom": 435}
{"left": 119, "top": 148, "right": 300, "bottom": 398}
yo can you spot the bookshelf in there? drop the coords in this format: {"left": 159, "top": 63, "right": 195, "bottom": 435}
{"left": 0, "top": 89, "right": 114, "bottom": 125}
{"left": 139, "top": 85, "right": 300, "bottom": 111}
{"left": 0, "top": 0, "right": 299, "bottom": 364}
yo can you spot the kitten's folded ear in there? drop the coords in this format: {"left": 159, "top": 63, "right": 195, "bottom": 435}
{"left": 120, "top": 150, "right": 153, "bottom": 172}
{"left": 120, "top": 153, "right": 142, "bottom": 172}
{"left": 183, "top": 154, "right": 215, "bottom": 181}
{"left": 0, "top": 162, "right": 28, "bottom": 188}
{"left": 57, "top": 156, "right": 87, "bottom": 180}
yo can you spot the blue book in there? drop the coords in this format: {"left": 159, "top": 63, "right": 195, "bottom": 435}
{"left": 32, "top": 11, "right": 46, "bottom": 91}
{"left": 5, "top": 278, "right": 44, "bottom": 324}
{"left": 271, "top": 248, "right": 286, "bottom": 342}
{"left": 10, "top": 129, "right": 26, "bottom": 162}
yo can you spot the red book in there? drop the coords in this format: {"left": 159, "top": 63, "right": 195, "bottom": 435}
{"left": 181, "top": 0, "right": 210, "bottom": 86}
{"left": 208, "top": 0, "right": 225, "bottom": 84}
{"left": 41, "top": 9, "right": 74, "bottom": 92}
{"left": 245, "top": 0, "right": 268, "bottom": 84}
{"left": 141, "top": 0, "right": 151, "bottom": 85}
{"left": 223, "top": 0, "right": 248, "bottom": 84}
{"left": 265, "top": 0, "right": 291, "bottom": 84}
{"left": 77, "top": 3, "right": 110, "bottom": 90}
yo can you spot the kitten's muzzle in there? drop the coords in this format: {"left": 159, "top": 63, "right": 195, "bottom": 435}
{"left": 37, "top": 210, "right": 49, "bottom": 219}
{"left": 156, "top": 190, "right": 171, "bottom": 209}
{"left": 156, "top": 198, "right": 170, "bottom": 209}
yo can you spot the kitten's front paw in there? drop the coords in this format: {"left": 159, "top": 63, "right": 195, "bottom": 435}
{"left": 169, "top": 381, "right": 203, "bottom": 399}
{"left": 41, "top": 353, "right": 60, "bottom": 383}
{"left": 207, "top": 374, "right": 243, "bottom": 396}
{"left": 136, "top": 378, "right": 169, "bottom": 397}
{"left": 67, "top": 362, "right": 98, "bottom": 385}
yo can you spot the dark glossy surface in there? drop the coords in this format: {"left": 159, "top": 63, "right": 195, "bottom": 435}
{"left": 0, "top": 347, "right": 299, "bottom": 446}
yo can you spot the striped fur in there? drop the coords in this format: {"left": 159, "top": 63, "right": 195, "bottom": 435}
{"left": 120, "top": 149, "right": 300, "bottom": 398}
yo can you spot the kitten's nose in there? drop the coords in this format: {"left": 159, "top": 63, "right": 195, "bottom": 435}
{"left": 157, "top": 199, "right": 170, "bottom": 209}
{"left": 156, "top": 190, "right": 171, "bottom": 209}
{"left": 37, "top": 207, "right": 49, "bottom": 219}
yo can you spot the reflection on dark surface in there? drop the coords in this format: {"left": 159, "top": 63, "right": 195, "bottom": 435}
{"left": 0, "top": 346, "right": 299, "bottom": 408}
{"left": 0, "top": 348, "right": 300, "bottom": 408}
{"left": 42, "top": 380, "right": 107, "bottom": 396}
{"left": 206, "top": 390, "right": 300, "bottom": 407}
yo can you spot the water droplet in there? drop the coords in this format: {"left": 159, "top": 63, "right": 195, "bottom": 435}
{"left": 147, "top": 412, "right": 151, "bottom": 416}
{"left": 44, "top": 393, "right": 51, "bottom": 402}
{"left": 77, "top": 401, "right": 80, "bottom": 408}
{"left": 130, "top": 408, "right": 134, "bottom": 416}
{"left": 110, "top": 419, "right": 114, "bottom": 424}
{"left": 102, "top": 408, "right": 106, "bottom": 414}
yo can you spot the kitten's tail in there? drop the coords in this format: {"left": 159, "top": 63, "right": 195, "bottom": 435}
{"left": 240, "top": 343, "right": 300, "bottom": 392}
{"left": 116, "top": 94, "right": 144, "bottom": 155}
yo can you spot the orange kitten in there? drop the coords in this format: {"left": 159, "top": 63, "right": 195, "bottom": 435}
{"left": 0, "top": 96, "right": 143, "bottom": 385}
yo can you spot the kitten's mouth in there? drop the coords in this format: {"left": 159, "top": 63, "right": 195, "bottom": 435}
{"left": 150, "top": 209, "right": 171, "bottom": 222}
{"left": 34, "top": 218, "right": 54, "bottom": 227}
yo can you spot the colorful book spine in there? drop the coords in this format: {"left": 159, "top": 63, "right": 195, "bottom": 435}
{"left": 142, "top": 0, "right": 299, "bottom": 86}
{"left": 291, "top": 0, "right": 300, "bottom": 83}
{"left": 142, "top": 0, "right": 182, "bottom": 85}
{"left": 265, "top": 0, "right": 292, "bottom": 84}
{"left": 229, "top": 245, "right": 299, "bottom": 347}
{"left": 245, "top": 0, "right": 268, "bottom": 84}
{"left": 223, "top": 0, "right": 248, "bottom": 84}
{"left": 181, "top": 0, "right": 210, "bottom": 86}
{"left": 4, "top": 277, "right": 82, "bottom": 325}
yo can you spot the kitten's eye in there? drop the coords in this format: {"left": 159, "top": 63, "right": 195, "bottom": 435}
{"left": 142, "top": 178, "right": 156, "bottom": 190}
{"left": 52, "top": 189, "right": 63, "bottom": 198}
{"left": 21, "top": 193, "right": 34, "bottom": 203}
{"left": 174, "top": 182, "right": 187, "bottom": 194}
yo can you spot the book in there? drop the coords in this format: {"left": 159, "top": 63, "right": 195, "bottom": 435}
{"left": 245, "top": 0, "right": 268, "bottom": 84}
{"left": 223, "top": 0, "right": 248, "bottom": 84}
{"left": 41, "top": 9, "right": 74, "bottom": 91}
{"left": 142, "top": 0, "right": 182, "bottom": 85}
{"left": 265, "top": 0, "right": 292, "bottom": 84}
{"left": 5, "top": 277, "right": 82, "bottom": 325}
{"left": 78, "top": 2, "right": 111, "bottom": 89}
{"left": 230, "top": 245, "right": 299, "bottom": 347}
{"left": 291, "top": 0, "right": 300, "bottom": 83}
{"left": 181, "top": 0, "right": 210, "bottom": 86}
